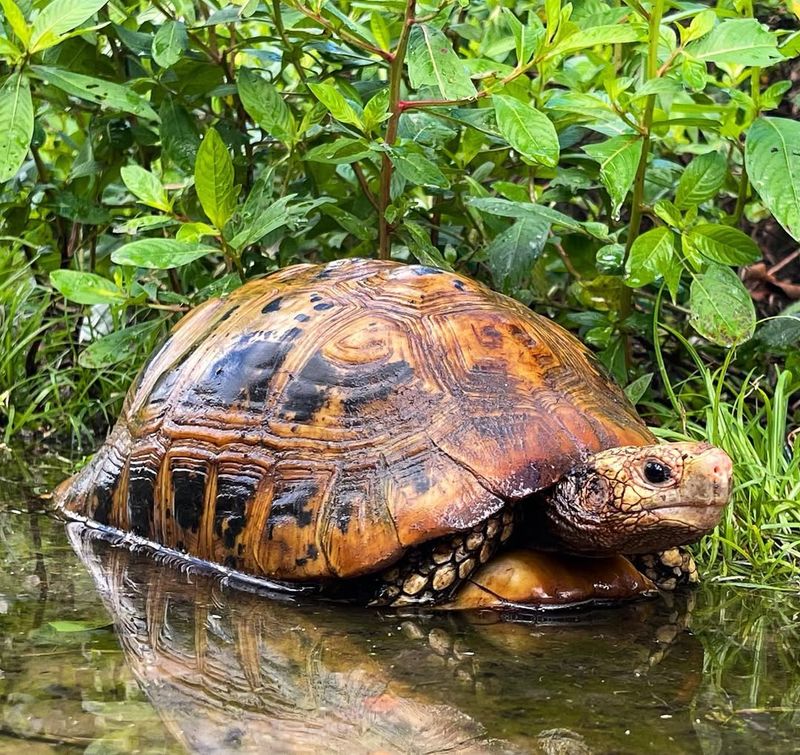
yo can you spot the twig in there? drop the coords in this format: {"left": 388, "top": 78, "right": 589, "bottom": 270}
{"left": 353, "top": 162, "right": 379, "bottom": 211}
{"left": 378, "top": 0, "right": 416, "bottom": 260}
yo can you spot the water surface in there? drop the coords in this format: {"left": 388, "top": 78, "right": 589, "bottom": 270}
{"left": 2, "top": 449, "right": 799, "bottom": 753}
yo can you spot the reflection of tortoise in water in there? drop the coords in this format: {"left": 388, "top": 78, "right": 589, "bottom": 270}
{"left": 55, "top": 259, "right": 732, "bottom": 609}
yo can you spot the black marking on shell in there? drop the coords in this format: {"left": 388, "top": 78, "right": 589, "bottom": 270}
{"left": 172, "top": 465, "right": 206, "bottom": 533}
{"left": 295, "top": 543, "right": 319, "bottom": 567}
{"left": 453, "top": 280, "right": 466, "bottom": 290}
{"left": 185, "top": 327, "right": 302, "bottom": 409}
{"left": 410, "top": 265, "right": 443, "bottom": 276}
{"left": 267, "top": 478, "right": 318, "bottom": 534}
{"left": 127, "top": 463, "right": 156, "bottom": 537}
{"left": 310, "top": 294, "right": 322, "bottom": 303}
{"left": 313, "top": 301, "right": 334, "bottom": 311}
{"left": 215, "top": 472, "right": 256, "bottom": 549}
{"left": 261, "top": 297, "right": 282, "bottom": 314}
{"left": 294, "top": 313, "right": 310, "bottom": 322}
{"left": 280, "top": 353, "right": 415, "bottom": 422}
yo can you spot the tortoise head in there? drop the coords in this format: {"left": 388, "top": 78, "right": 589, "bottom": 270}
{"left": 540, "top": 441, "right": 732, "bottom": 555}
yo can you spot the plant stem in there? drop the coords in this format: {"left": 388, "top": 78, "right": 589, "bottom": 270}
{"left": 353, "top": 162, "right": 379, "bottom": 211}
{"left": 620, "top": 0, "right": 665, "bottom": 371}
{"left": 289, "top": 2, "right": 393, "bottom": 62}
{"left": 272, "top": 0, "right": 308, "bottom": 84}
{"left": 625, "top": 0, "right": 664, "bottom": 260}
{"left": 378, "top": 0, "right": 416, "bottom": 260}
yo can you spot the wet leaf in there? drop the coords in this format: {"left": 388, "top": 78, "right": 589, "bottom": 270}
{"left": 686, "top": 224, "right": 761, "bottom": 266}
{"left": 31, "top": 65, "right": 158, "bottom": 120}
{"left": 29, "top": 0, "right": 107, "bottom": 53}
{"left": 407, "top": 24, "right": 477, "bottom": 100}
{"left": 494, "top": 95, "right": 559, "bottom": 168}
{"left": 402, "top": 221, "right": 453, "bottom": 270}
{"left": 687, "top": 19, "right": 782, "bottom": 67}
{"left": 152, "top": 20, "right": 188, "bottom": 69}
{"left": 50, "top": 270, "right": 126, "bottom": 305}
{"left": 120, "top": 165, "right": 170, "bottom": 211}
{"left": 583, "top": 134, "right": 643, "bottom": 217}
{"left": 194, "top": 127, "right": 236, "bottom": 229}
{"left": 238, "top": 68, "right": 295, "bottom": 145}
{"left": 484, "top": 218, "right": 549, "bottom": 289}
{"left": 111, "top": 238, "right": 219, "bottom": 269}
{"left": 745, "top": 117, "right": 800, "bottom": 242}
{"left": 676, "top": 151, "right": 727, "bottom": 208}
{"left": 689, "top": 264, "right": 756, "bottom": 347}
{"left": 624, "top": 227, "right": 676, "bottom": 287}
{"left": 79, "top": 321, "right": 159, "bottom": 369}
{"left": 308, "top": 81, "right": 363, "bottom": 129}
{"left": 0, "top": 72, "right": 33, "bottom": 182}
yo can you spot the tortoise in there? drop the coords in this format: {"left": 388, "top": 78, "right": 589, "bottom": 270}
{"left": 55, "top": 258, "right": 732, "bottom": 609}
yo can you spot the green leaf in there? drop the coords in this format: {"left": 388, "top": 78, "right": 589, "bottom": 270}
{"left": 687, "top": 19, "right": 782, "bottom": 67}
{"left": 120, "top": 165, "right": 170, "bottom": 212}
{"left": 159, "top": 98, "right": 200, "bottom": 172}
{"left": 303, "top": 138, "right": 374, "bottom": 164}
{"left": 388, "top": 144, "right": 449, "bottom": 188}
{"left": 322, "top": 205, "right": 375, "bottom": 241}
{"left": 745, "top": 117, "right": 800, "bottom": 242}
{"left": 31, "top": 66, "right": 158, "bottom": 120}
{"left": 79, "top": 322, "right": 159, "bottom": 369}
{"left": 307, "top": 81, "right": 363, "bottom": 129}
{"left": 624, "top": 373, "right": 653, "bottom": 405}
{"left": 0, "top": 0, "right": 30, "bottom": 48}
{"left": 0, "top": 72, "right": 33, "bottom": 182}
{"left": 681, "top": 58, "right": 707, "bottom": 91}
{"left": 111, "top": 239, "right": 219, "bottom": 269}
{"left": 652, "top": 199, "right": 682, "bottom": 229}
{"left": 624, "top": 227, "right": 675, "bottom": 287}
{"left": 686, "top": 224, "right": 761, "bottom": 266}
{"left": 689, "top": 264, "right": 756, "bottom": 347}
{"left": 363, "top": 88, "right": 390, "bottom": 133}
{"left": 228, "top": 194, "right": 318, "bottom": 250}
{"left": 583, "top": 134, "right": 643, "bottom": 217}
{"left": 468, "top": 197, "right": 586, "bottom": 235}
{"left": 370, "top": 12, "right": 390, "bottom": 51}
{"left": 176, "top": 222, "right": 216, "bottom": 243}
{"left": 152, "top": 20, "right": 188, "bottom": 69}
{"left": 48, "top": 619, "right": 110, "bottom": 633}
{"left": 402, "top": 221, "right": 453, "bottom": 271}
{"left": 675, "top": 151, "right": 727, "bottom": 208}
{"left": 50, "top": 270, "right": 126, "bottom": 305}
{"left": 681, "top": 9, "right": 716, "bottom": 44}
{"left": 0, "top": 37, "right": 22, "bottom": 59}
{"left": 493, "top": 95, "right": 559, "bottom": 168}
{"left": 546, "top": 24, "right": 643, "bottom": 58}
{"left": 484, "top": 217, "right": 549, "bottom": 289}
{"left": 238, "top": 68, "right": 295, "bottom": 145}
{"left": 407, "top": 24, "right": 477, "bottom": 100}
{"left": 29, "top": 0, "right": 108, "bottom": 53}
{"left": 194, "top": 127, "right": 237, "bottom": 230}
{"left": 501, "top": 8, "right": 543, "bottom": 66}
{"left": 757, "top": 301, "right": 800, "bottom": 349}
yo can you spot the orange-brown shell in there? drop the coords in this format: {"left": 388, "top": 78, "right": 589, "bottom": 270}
{"left": 56, "top": 259, "right": 654, "bottom": 580}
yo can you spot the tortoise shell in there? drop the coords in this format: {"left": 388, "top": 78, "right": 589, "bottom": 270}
{"left": 57, "top": 258, "right": 654, "bottom": 580}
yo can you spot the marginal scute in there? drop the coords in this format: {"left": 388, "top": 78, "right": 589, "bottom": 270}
{"left": 55, "top": 258, "right": 655, "bottom": 582}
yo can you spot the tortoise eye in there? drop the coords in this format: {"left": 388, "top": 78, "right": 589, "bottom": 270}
{"left": 643, "top": 459, "right": 672, "bottom": 485}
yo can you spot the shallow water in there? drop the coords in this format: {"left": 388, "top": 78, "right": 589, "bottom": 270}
{"left": 2, "top": 450, "right": 800, "bottom": 754}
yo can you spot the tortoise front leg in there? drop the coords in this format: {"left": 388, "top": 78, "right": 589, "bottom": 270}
{"left": 370, "top": 507, "right": 514, "bottom": 606}
{"left": 628, "top": 547, "right": 699, "bottom": 591}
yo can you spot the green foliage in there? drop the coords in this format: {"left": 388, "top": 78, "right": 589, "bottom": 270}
{"left": 0, "top": 0, "right": 798, "bottom": 578}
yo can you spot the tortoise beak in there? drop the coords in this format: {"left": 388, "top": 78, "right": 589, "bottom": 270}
{"left": 644, "top": 443, "right": 732, "bottom": 536}
{"left": 689, "top": 444, "right": 733, "bottom": 502}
